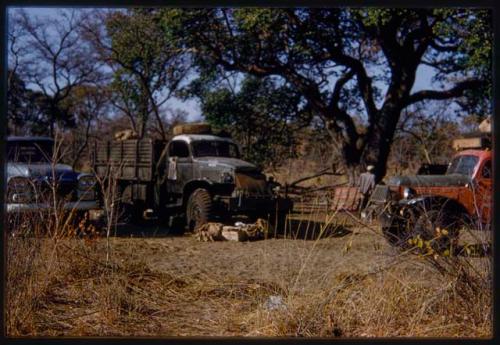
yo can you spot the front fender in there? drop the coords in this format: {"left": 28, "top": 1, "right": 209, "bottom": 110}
{"left": 398, "top": 196, "right": 427, "bottom": 207}
{"left": 182, "top": 179, "right": 235, "bottom": 205}
{"left": 379, "top": 198, "right": 423, "bottom": 228}
{"left": 398, "top": 195, "right": 460, "bottom": 213}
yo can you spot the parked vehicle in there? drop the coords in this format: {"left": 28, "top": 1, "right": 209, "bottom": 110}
{"left": 369, "top": 135, "right": 492, "bottom": 250}
{"left": 6, "top": 136, "right": 102, "bottom": 229}
{"left": 93, "top": 124, "right": 293, "bottom": 231}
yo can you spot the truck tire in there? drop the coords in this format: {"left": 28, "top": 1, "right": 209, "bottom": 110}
{"left": 380, "top": 208, "right": 416, "bottom": 249}
{"left": 413, "top": 209, "right": 458, "bottom": 253}
{"left": 116, "top": 184, "right": 143, "bottom": 225}
{"left": 186, "top": 189, "right": 213, "bottom": 232}
{"left": 118, "top": 202, "right": 141, "bottom": 224}
{"left": 382, "top": 222, "right": 412, "bottom": 249}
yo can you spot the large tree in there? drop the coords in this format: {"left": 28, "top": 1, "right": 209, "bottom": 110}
{"left": 83, "top": 9, "right": 191, "bottom": 139}
{"left": 60, "top": 84, "right": 111, "bottom": 168}
{"left": 10, "top": 9, "right": 103, "bottom": 136}
{"left": 161, "top": 8, "right": 491, "bottom": 182}
{"left": 7, "top": 70, "right": 75, "bottom": 136}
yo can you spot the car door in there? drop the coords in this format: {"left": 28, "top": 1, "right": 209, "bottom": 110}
{"left": 166, "top": 140, "right": 193, "bottom": 204}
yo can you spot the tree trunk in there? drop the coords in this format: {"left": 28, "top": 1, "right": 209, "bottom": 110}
{"left": 321, "top": 131, "right": 358, "bottom": 186}
{"left": 361, "top": 103, "right": 402, "bottom": 183}
{"left": 339, "top": 134, "right": 362, "bottom": 186}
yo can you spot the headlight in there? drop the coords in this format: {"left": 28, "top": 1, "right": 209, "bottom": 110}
{"left": 7, "top": 177, "right": 34, "bottom": 203}
{"left": 220, "top": 172, "right": 234, "bottom": 184}
{"left": 78, "top": 175, "right": 96, "bottom": 190}
{"left": 403, "top": 187, "right": 415, "bottom": 199}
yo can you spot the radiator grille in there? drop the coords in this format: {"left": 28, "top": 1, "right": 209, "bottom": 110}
{"left": 235, "top": 172, "right": 268, "bottom": 195}
{"left": 369, "top": 185, "right": 390, "bottom": 203}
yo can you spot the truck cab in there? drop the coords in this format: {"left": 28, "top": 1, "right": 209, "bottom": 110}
{"left": 369, "top": 147, "right": 492, "bottom": 250}
{"left": 164, "top": 134, "right": 247, "bottom": 203}
{"left": 165, "top": 134, "right": 292, "bottom": 230}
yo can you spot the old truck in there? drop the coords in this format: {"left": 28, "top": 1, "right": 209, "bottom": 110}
{"left": 6, "top": 136, "right": 102, "bottom": 231}
{"left": 368, "top": 133, "right": 492, "bottom": 250}
{"left": 92, "top": 124, "right": 293, "bottom": 231}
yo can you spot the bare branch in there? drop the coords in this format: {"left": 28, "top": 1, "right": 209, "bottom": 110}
{"left": 329, "top": 69, "right": 355, "bottom": 111}
{"left": 404, "top": 79, "right": 483, "bottom": 107}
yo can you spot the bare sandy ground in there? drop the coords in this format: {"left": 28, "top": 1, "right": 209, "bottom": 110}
{"left": 10, "top": 212, "right": 490, "bottom": 337}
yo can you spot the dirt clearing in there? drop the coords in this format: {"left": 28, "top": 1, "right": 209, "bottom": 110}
{"left": 6, "top": 215, "right": 492, "bottom": 337}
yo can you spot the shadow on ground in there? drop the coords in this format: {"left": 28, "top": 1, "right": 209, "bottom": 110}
{"left": 107, "top": 222, "right": 186, "bottom": 238}
{"left": 99, "top": 217, "right": 355, "bottom": 241}
{"left": 276, "top": 218, "right": 353, "bottom": 240}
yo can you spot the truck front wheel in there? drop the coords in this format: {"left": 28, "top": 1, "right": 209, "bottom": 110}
{"left": 413, "top": 209, "right": 459, "bottom": 253}
{"left": 186, "top": 188, "right": 213, "bottom": 232}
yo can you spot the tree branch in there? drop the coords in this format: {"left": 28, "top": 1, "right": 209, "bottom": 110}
{"left": 288, "top": 167, "right": 343, "bottom": 187}
{"left": 329, "top": 69, "right": 355, "bottom": 111}
{"left": 403, "top": 79, "right": 483, "bottom": 107}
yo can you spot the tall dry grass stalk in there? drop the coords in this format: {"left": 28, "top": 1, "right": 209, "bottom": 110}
{"left": 6, "top": 133, "right": 106, "bottom": 335}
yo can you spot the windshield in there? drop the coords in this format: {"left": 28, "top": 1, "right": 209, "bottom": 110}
{"left": 7, "top": 141, "right": 54, "bottom": 163}
{"left": 191, "top": 140, "right": 240, "bottom": 158}
{"left": 446, "top": 155, "right": 479, "bottom": 177}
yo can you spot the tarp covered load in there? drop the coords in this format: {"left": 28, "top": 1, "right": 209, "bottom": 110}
{"left": 173, "top": 123, "right": 212, "bottom": 136}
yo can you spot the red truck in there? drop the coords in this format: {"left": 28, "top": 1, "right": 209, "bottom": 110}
{"left": 369, "top": 137, "right": 491, "bottom": 250}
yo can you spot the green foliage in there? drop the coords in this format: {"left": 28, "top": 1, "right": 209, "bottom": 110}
{"left": 430, "top": 9, "right": 492, "bottom": 115}
{"left": 8, "top": 70, "right": 76, "bottom": 136}
{"left": 26, "top": 92, "right": 75, "bottom": 136}
{"left": 201, "top": 77, "right": 312, "bottom": 168}
{"left": 7, "top": 71, "right": 29, "bottom": 135}
{"left": 106, "top": 9, "right": 188, "bottom": 137}
{"left": 160, "top": 8, "right": 492, "bottom": 179}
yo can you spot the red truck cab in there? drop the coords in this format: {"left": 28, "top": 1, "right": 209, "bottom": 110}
{"left": 369, "top": 146, "right": 492, "bottom": 250}
{"left": 399, "top": 149, "right": 492, "bottom": 225}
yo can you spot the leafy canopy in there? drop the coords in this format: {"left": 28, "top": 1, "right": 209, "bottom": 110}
{"left": 161, "top": 8, "right": 491, "bottom": 180}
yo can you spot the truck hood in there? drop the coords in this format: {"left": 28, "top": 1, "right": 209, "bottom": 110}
{"left": 7, "top": 163, "right": 80, "bottom": 181}
{"left": 194, "top": 157, "right": 260, "bottom": 173}
{"left": 388, "top": 173, "right": 471, "bottom": 187}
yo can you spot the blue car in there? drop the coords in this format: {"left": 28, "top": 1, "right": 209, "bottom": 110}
{"left": 6, "top": 136, "right": 102, "bottom": 220}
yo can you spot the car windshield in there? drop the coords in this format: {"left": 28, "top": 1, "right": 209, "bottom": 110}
{"left": 7, "top": 141, "right": 53, "bottom": 163}
{"left": 191, "top": 140, "right": 240, "bottom": 158}
{"left": 446, "top": 155, "right": 479, "bottom": 177}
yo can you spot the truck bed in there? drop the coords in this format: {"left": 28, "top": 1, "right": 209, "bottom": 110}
{"left": 93, "top": 139, "right": 167, "bottom": 182}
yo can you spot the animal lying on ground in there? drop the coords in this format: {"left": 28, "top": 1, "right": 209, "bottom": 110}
{"left": 195, "top": 222, "right": 225, "bottom": 242}
{"left": 194, "top": 218, "right": 271, "bottom": 242}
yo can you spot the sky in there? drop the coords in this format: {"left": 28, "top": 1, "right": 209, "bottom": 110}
{"left": 9, "top": 6, "right": 203, "bottom": 121}
{"left": 9, "top": 7, "right": 440, "bottom": 122}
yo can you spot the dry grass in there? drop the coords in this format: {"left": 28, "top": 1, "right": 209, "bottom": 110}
{"left": 5, "top": 202, "right": 492, "bottom": 337}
